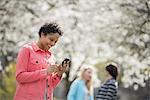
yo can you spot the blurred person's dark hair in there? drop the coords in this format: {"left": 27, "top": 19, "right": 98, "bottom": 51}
{"left": 106, "top": 64, "right": 118, "bottom": 80}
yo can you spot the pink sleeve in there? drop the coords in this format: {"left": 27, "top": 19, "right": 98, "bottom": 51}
{"left": 51, "top": 73, "right": 61, "bottom": 88}
{"left": 16, "top": 47, "right": 47, "bottom": 84}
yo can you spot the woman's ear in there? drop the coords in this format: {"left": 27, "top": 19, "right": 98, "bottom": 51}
{"left": 41, "top": 32, "right": 44, "bottom": 36}
{"left": 40, "top": 32, "right": 46, "bottom": 38}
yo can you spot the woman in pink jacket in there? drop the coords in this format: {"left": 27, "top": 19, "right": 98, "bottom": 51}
{"left": 14, "top": 23, "right": 69, "bottom": 100}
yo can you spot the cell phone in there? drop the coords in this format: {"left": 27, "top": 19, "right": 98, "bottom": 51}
{"left": 62, "top": 58, "right": 71, "bottom": 67}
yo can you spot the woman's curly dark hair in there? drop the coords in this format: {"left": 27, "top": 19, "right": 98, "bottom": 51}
{"left": 38, "top": 22, "right": 63, "bottom": 37}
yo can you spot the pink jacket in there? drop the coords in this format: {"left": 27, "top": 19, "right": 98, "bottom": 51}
{"left": 14, "top": 42, "right": 61, "bottom": 100}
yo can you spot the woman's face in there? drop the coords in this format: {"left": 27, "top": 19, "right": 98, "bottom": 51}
{"left": 83, "top": 69, "right": 92, "bottom": 81}
{"left": 105, "top": 70, "right": 110, "bottom": 78}
{"left": 40, "top": 33, "right": 60, "bottom": 50}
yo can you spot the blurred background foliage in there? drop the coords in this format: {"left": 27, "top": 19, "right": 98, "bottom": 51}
{"left": 0, "top": 63, "right": 16, "bottom": 100}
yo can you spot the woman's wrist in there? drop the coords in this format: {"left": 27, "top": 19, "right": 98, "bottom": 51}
{"left": 57, "top": 71, "right": 63, "bottom": 77}
{"left": 46, "top": 68, "right": 50, "bottom": 75}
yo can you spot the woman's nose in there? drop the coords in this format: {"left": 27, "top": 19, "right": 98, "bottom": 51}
{"left": 51, "top": 41, "right": 55, "bottom": 46}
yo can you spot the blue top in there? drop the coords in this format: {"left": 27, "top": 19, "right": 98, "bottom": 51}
{"left": 67, "top": 79, "right": 94, "bottom": 100}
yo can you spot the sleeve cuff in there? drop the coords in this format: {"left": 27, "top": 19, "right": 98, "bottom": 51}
{"left": 38, "top": 69, "right": 47, "bottom": 78}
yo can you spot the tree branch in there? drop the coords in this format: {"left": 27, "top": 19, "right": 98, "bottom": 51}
{"left": 23, "top": 4, "right": 39, "bottom": 17}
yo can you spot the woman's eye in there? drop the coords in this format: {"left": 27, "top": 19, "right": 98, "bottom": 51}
{"left": 50, "top": 39, "right": 53, "bottom": 41}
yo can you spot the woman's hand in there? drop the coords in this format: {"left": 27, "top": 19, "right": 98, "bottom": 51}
{"left": 46, "top": 64, "right": 59, "bottom": 75}
{"left": 57, "top": 60, "right": 70, "bottom": 77}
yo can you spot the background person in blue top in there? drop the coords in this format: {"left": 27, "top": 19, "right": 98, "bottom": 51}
{"left": 96, "top": 64, "right": 119, "bottom": 100}
{"left": 67, "top": 67, "right": 94, "bottom": 100}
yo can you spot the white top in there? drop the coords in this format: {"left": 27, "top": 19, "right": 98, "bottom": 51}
{"left": 84, "top": 87, "right": 91, "bottom": 100}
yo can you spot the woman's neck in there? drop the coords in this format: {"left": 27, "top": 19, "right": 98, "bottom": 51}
{"left": 37, "top": 40, "right": 44, "bottom": 50}
{"left": 107, "top": 75, "right": 113, "bottom": 80}
{"left": 82, "top": 77, "right": 87, "bottom": 82}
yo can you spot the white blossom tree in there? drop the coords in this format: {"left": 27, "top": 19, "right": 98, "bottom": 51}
{"left": 0, "top": 0, "right": 149, "bottom": 93}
